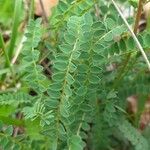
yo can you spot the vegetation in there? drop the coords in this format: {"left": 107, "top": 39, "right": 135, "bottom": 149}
{"left": 0, "top": 0, "right": 150, "bottom": 149}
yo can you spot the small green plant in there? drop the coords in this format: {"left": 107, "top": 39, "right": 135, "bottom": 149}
{"left": 0, "top": 0, "right": 150, "bottom": 149}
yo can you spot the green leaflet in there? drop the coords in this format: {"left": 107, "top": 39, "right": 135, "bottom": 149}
{"left": 0, "top": 92, "right": 31, "bottom": 105}
{"left": 50, "top": 0, "right": 95, "bottom": 31}
{"left": 48, "top": 14, "right": 97, "bottom": 148}
{"left": 118, "top": 119, "right": 149, "bottom": 150}
{"left": 68, "top": 135, "right": 84, "bottom": 150}
{"left": 49, "top": 15, "right": 89, "bottom": 104}
{"left": 21, "top": 19, "right": 47, "bottom": 93}
{"left": 1, "top": 0, "right": 150, "bottom": 149}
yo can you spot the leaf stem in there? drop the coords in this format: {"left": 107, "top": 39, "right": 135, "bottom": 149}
{"left": 134, "top": 0, "right": 144, "bottom": 33}
{"left": 111, "top": 0, "right": 150, "bottom": 71}
{"left": 0, "top": 33, "right": 14, "bottom": 83}
{"left": 39, "top": 0, "right": 48, "bottom": 23}
{"left": 8, "top": 0, "right": 22, "bottom": 59}
{"left": 77, "top": 113, "right": 85, "bottom": 136}
{"left": 112, "top": 0, "right": 145, "bottom": 89}
{"left": 0, "top": 33, "right": 11, "bottom": 68}
{"left": 29, "top": 0, "right": 35, "bottom": 21}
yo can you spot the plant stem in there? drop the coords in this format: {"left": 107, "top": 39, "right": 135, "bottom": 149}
{"left": 1, "top": 0, "right": 22, "bottom": 82}
{"left": 112, "top": 0, "right": 150, "bottom": 70}
{"left": 77, "top": 113, "right": 85, "bottom": 136}
{"left": 13, "top": 112, "right": 23, "bottom": 137}
{"left": 0, "top": 33, "right": 14, "bottom": 83}
{"left": 0, "top": 33, "right": 11, "bottom": 68}
{"left": 134, "top": 0, "right": 144, "bottom": 33}
{"left": 111, "top": 0, "right": 150, "bottom": 90}
{"left": 113, "top": 53, "right": 132, "bottom": 89}
{"left": 39, "top": 0, "right": 48, "bottom": 23}
{"left": 29, "top": 0, "right": 35, "bottom": 21}
{"left": 8, "top": 0, "right": 22, "bottom": 59}
{"left": 11, "top": 34, "right": 26, "bottom": 64}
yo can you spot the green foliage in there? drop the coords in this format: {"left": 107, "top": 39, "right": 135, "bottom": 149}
{"left": 21, "top": 19, "right": 47, "bottom": 93}
{"left": 0, "top": 0, "right": 150, "bottom": 149}
{"left": 50, "top": 0, "right": 95, "bottom": 30}
{"left": 118, "top": 119, "right": 149, "bottom": 150}
{"left": 0, "top": 92, "right": 31, "bottom": 105}
{"left": 128, "top": 0, "right": 138, "bottom": 8}
{"left": 0, "top": 0, "right": 15, "bottom": 26}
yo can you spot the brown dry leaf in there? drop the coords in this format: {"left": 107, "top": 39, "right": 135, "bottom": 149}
{"left": 34, "top": 0, "right": 58, "bottom": 17}
{"left": 137, "top": 2, "right": 150, "bottom": 32}
{"left": 127, "top": 95, "right": 138, "bottom": 114}
{"left": 143, "top": 2, "right": 150, "bottom": 19}
{"left": 139, "top": 99, "right": 150, "bottom": 130}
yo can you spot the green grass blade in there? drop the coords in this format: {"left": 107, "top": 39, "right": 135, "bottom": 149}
{"left": 0, "top": 33, "right": 11, "bottom": 67}
{"left": 8, "top": 0, "right": 22, "bottom": 59}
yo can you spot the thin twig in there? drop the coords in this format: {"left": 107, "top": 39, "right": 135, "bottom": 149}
{"left": 13, "top": 112, "right": 23, "bottom": 137}
{"left": 113, "top": 0, "right": 144, "bottom": 89}
{"left": 134, "top": 0, "right": 143, "bottom": 33}
{"left": 0, "top": 33, "right": 11, "bottom": 68}
{"left": 41, "top": 61, "right": 52, "bottom": 76}
{"left": 12, "top": 34, "right": 26, "bottom": 64}
{"left": 39, "top": 0, "right": 48, "bottom": 23}
{"left": 95, "top": 4, "right": 101, "bottom": 19}
{"left": 77, "top": 113, "right": 85, "bottom": 136}
{"left": 111, "top": 0, "right": 150, "bottom": 71}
